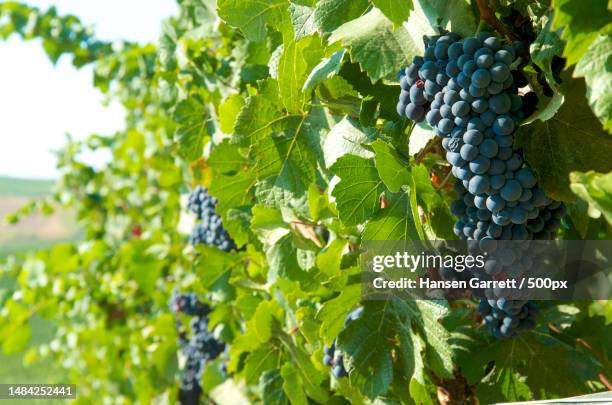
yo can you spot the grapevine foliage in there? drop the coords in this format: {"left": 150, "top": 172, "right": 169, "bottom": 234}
{"left": 0, "top": 1, "right": 611, "bottom": 404}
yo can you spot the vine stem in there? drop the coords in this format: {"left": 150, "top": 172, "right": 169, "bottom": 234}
{"left": 475, "top": 0, "right": 519, "bottom": 41}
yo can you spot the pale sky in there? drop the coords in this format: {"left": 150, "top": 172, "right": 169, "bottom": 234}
{"left": 0, "top": 0, "right": 178, "bottom": 179}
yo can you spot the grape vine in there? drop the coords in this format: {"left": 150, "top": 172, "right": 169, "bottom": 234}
{"left": 0, "top": 1, "right": 611, "bottom": 404}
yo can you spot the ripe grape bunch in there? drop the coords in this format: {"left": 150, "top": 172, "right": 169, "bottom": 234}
{"left": 397, "top": 32, "right": 567, "bottom": 338}
{"left": 322, "top": 307, "right": 363, "bottom": 377}
{"left": 170, "top": 292, "right": 226, "bottom": 405}
{"left": 188, "top": 186, "right": 236, "bottom": 252}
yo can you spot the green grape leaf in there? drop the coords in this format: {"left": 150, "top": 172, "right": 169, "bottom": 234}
{"left": 260, "top": 370, "right": 288, "bottom": 405}
{"left": 266, "top": 234, "right": 307, "bottom": 283}
{"left": 208, "top": 139, "right": 245, "bottom": 174}
{"left": 323, "top": 117, "right": 374, "bottom": 168}
{"left": 410, "top": 300, "right": 454, "bottom": 378}
{"left": 412, "top": 0, "right": 477, "bottom": 37}
{"left": 278, "top": 36, "right": 325, "bottom": 113}
{"left": 173, "top": 96, "right": 210, "bottom": 161}
{"left": 288, "top": 3, "right": 317, "bottom": 41}
{"left": 574, "top": 35, "right": 612, "bottom": 133}
{"left": 313, "top": 0, "right": 370, "bottom": 34}
{"left": 317, "top": 284, "right": 362, "bottom": 343}
{"left": 552, "top": 0, "right": 612, "bottom": 66}
{"left": 253, "top": 116, "right": 318, "bottom": 205}
{"left": 362, "top": 190, "right": 422, "bottom": 240}
{"left": 372, "top": 0, "right": 413, "bottom": 27}
{"left": 209, "top": 169, "right": 257, "bottom": 214}
{"left": 371, "top": 139, "right": 410, "bottom": 192}
{"left": 407, "top": 331, "right": 434, "bottom": 405}
{"left": 461, "top": 332, "right": 601, "bottom": 398}
{"left": 233, "top": 79, "right": 284, "bottom": 147}
{"left": 530, "top": 15, "right": 564, "bottom": 87}
{"left": 329, "top": 8, "right": 420, "bottom": 82}
{"left": 476, "top": 368, "right": 533, "bottom": 403}
{"left": 330, "top": 155, "right": 385, "bottom": 225}
{"left": 219, "top": 94, "right": 245, "bottom": 134}
{"left": 515, "top": 73, "right": 612, "bottom": 201}
{"left": 280, "top": 363, "right": 309, "bottom": 405}
{"left": 244, "top": 347, "right": 282, "bottom": 384}
{"left": 336, "top": 302, "right": 396, "bottom": 398}
{"left": 251, "top": 204, "right": 290, "bottom": 245}
{"left": 217, "top": 0, "right": 290, "bottom": 42}
{"left": 570, "top": 171, "right": 612, "bottom": 225}
{"left": 273, "top": 324, "right": 329, "bottom": 403}
{"left": 194, "top": 245, "right": 242, "bottom": 290}
{"left": 412, "top": 164, "right": 456, "bottom": 240}
{"left": 303, "top": 49, "right": 345, "bottom": 91}
{"left": 315, "top": 238, "right": 348, "bottom": 277}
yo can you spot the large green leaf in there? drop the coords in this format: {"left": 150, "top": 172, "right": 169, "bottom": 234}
{"left": 244, "top": 347, "right": 282, "bottom": 384}
{"left": 303, "top": 49, "right": 345, "bottom": 91}
{"left": 209, "top": 169, "right": 257, "bottom": 214}
{"left": 260, "top": 370, "right": 288, "bottom": 405}
{"left": 323, "top": 117, "right": 374, "bottom": 168}
{"left": 288, "top": 3, "right": 317, "bottom": 41}
{"left": 329, "top": 8, "right": 420, "bottom": 82}
{"left": 280, "top": 363, "right": 309, "bottom": 405}
{"left": 278, "top": 36, "right": 325, "bottom": 113}
{"left": 530, "top": 15, "right": 564, "bottom": 88}
{"left": 461, "top": 332, "right": 601, "bottom": 398}
{"left": 515, "top": 73, "right": 612, "bottom": 201}
{"left": 476, "top": 368, "right": 533, "bottom": 403}
{"left": 217, "top": 0, "right": 290, "bottom": 42}
{"left": 330, "top": 155, "right": 385, "bottom": 225}
{"left": 362, "top": 190, "right": 421, "bottom": 240}
{"left": 173, "top": 96, "right": 210, "bottom": 161}
{"left": 233, "top": 79, "right": 285, "bottom": 147}
{"left": 313, "top": 0, "right": 370, "bottom": 34}
{"left": 412, "top": 0, "right": 477, "bottom": 37}
{"left": 371, "top": 139, "right": 410, "bottom": 193}
{"left": 574, "top": 35, "right": 612, "bottom": 133}
{"left": 372, "top": 0, "right": 413, "bottom": 27}
{"left": 317, "top": 284, "right": 361, "bottom": 343}
{"left": 336, "top": 302, "right": 397, "bottom": 398}
{"left": 570, "top": 171, "right": 612, "bottom": 225}
{"left": 552, "top": 0, "right": 612, "bottom": 66}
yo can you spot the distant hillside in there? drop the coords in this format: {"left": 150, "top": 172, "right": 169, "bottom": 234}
{"left": 0, "top": 176, "right": 55, "bottom": 197}
{"left": 0, "top": 176, "right": 79, "bottom": 258}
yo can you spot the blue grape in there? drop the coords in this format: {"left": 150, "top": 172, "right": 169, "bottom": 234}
{"left": 478, "top": 139, "right": 499, "bottom": 158}
{"left": 515, "top": 168, "right": 537, "bottom": 188}
{"left": 476, "top": 54, "right": 494, "bottom": 69}
{"left": 490, "top": 62, "right": 511, "bottom": 83}
{"left": 489, "top": 93, "right": 511, "bottom": 114}
{"left": 405, "top": 103, "right": 425, "bottom": 121}
{"left": 438, "top": 118, "right": 454, "bottom": 134}
{"left": 468, "top": 175, "right": 490, "bottom": 194}
{"left": 463, "top": 129, "right": 483, "bottom": 145}
{"left": 494, "top": 49, "right": 513, "bottom": 65}
{"left": 469, "top": 156, "right": 491, "bottom": 174}
{"left": 460, "top": 144, "right": 479, "bottom": 161}
{"left": 188, "top": 187, "right": 237, "bottom": 251}
{"left": 452, "top": 100, "right": 470, "bottom": 117}
{"left": 500, "top": 179, "right": 522, "bottom": 202}
{"left": 463, "top": 37, "right": 481, "bottom": 55}
{"left": 492, "top": 115, "right": 515, "bottom": 135}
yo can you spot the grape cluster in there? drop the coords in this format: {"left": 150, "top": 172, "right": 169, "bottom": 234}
{"left": 397, "top": 32, "right": 567, "bottom": 338}
{"left": 188, "top": 186, "right": 236, "bottom": 252}
{"left": 171, "top": 291, "right": 211, "bottom": 317}
{"left": 171, "top": 293, "right": 226, "bottom": 405}
{"left": 478, "top": 299, "right": 538, "bottom": 339}
{"left": 322, "top": 307, "right": 363, "bottom": 378}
